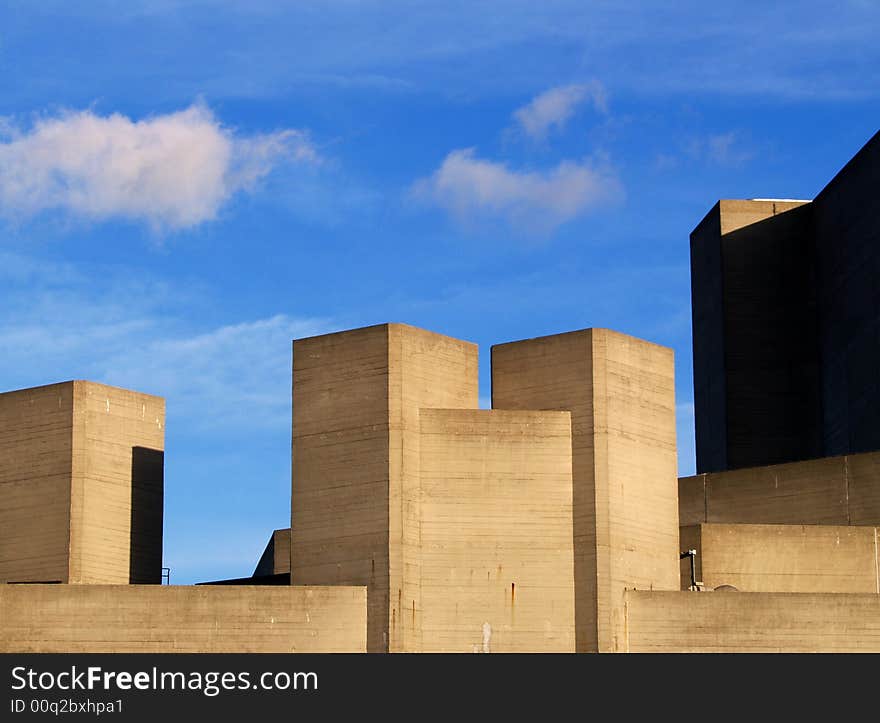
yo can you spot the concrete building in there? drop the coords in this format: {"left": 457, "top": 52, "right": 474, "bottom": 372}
{"left": 3, "top": 131, "right": 880, "bottom": 653}
{"left": 691, "top": 130, "right": 880, "bottom": 473}
{"left": 491, "top": 328, "right": 679, "bottom": 652}
{"left": 2, "top": 321, "right": 880, "bottom": 652}
{"left": 0, "top": 380, "right": 368, "bottom": 653}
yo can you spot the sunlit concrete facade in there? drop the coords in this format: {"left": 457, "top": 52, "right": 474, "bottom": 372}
{"left": 0, "top": 381, "right": 165, "bottom": 585}
{"left": 3, "top": 318, "right": 880, "bottom": 652}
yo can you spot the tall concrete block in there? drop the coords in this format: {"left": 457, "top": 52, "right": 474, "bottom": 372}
{"left": 813, "top": 130, "right": 880, "bottom": 456}
{"left": 690, "top": 199, "right": 821, "bottom": 473}
{"left": 72, "top": 382, "right": 165, "bottom": 584}
{"left": 291, "top": 324, "right": 478, "bottom": 652}
{"left": 689, "top": 130, "right": 880, "bottom": 471}
{"left": 418, "top": 409, "right": 576, "bottom": 652}
{"left": 492, "top": 328, "right": 679, "bottom": 652}
{"left": 0, "top": 381, "right": 165, "bottom": 585}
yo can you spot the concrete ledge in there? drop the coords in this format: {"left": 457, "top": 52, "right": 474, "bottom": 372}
{"left": 0, "top": 584, "right": 367, "bottom": 652}
{"left": 680, "top": 523, "right": 880, "bottom": 593}
{"left": 679, "top": 450, "right": 880, "bottom": 527}
{"left": 624, "top": 589, "right": 880, "bottom": 652}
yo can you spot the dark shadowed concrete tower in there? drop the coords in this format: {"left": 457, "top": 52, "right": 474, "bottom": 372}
{"left": 691, "top": 129, "right": 880, "bottom": 473}
{"left": 690, "top": 199, "right": 822, "bottom": 473}
{"left": 813, "top": 131, "right": 880, "bottom": 457}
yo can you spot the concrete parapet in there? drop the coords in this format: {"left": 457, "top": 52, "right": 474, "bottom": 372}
{"left": 624, "top": 589, "right": 880, "bottom": 652}
{"left": 0, "top": 584, "right": 367, "bottom": 652}
{"left": 679, "top": 450, "right": 880, "bottom": 527}
{"left": 680, "top": 523, "right": 880, "bottom": 593}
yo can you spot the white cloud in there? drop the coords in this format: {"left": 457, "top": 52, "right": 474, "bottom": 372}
{"left": 413, "top": 148, "right": 622, "bottom": 234}
{"left": 513, "top": 82, "right": 607, "bottom": 140}
{"left": 0, "top": 104, "right": 319, "bottom": 230}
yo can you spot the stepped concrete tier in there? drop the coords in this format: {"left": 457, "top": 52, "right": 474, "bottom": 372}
{"left": 679, "top": 523, "right": 880, "bottom": 593}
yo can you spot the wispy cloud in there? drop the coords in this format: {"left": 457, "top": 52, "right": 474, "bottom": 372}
{"left": 0, "top": 250, "right": 335, "bottom": 583}
{"left": 4, "top": 3, "right": 880, "bottom": 105}
{"left": 413, "top": 148, "right": 622, "bottom": 234}
{"left": 100, "top": 315, "right": 329, "bottom": 433}
{"left": 686, "top": 131, "right": 754, "bottom": 167}
{"left": 0, "top": 251, "right": 331, "bottom": 434}
{"left": 0, "top": 103, "right": 320, "bottom": 230}
{"left": 513, "top": 82, "right": 607, "bottom": 140}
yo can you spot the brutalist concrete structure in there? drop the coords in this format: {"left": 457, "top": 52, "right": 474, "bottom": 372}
{"left": 3, "top": 130, "right": 880, "bottom": 653}
{"left": 691, "top": 129, "right": 880, "bottom": 473}
{"left": 2, "top": 322, "right": 880, "bottom": 652}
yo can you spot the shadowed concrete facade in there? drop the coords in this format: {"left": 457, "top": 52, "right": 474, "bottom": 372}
{"left": 680, "top": 523, "right": 880, "bottom": 593}
{"left": 0, "top": 584, "right": 366, "bottom": 652}
{"left": 491, "top": 328, "right": 680, "bottom": 652}
{"left": 690, "top": 199, "right": 820, "bottom": 473}
{"left": 0, "top": 381, "right": 165, "bottom": 585}
{"left": 691, "top": 130, "right": 880, "bottom": 473}
{"left": 253, "top": 528, "right": 291, "bottom": 577}
{"left": 813, "top": 130, "right": 880, "bottom": 457}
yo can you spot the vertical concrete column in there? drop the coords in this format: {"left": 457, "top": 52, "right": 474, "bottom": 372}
{"left": 291, "top": 324, "right": 477, "bottom": 652}
{"left": 492, "top": 328, "right": 679, "bottom": 652}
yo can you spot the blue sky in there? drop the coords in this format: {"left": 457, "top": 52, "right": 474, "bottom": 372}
{"left": 2, "top": 1, "right": 878, "bottom": 583}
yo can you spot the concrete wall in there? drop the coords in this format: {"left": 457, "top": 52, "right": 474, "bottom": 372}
{"left": 624, "top": 589, "right": 880, "bottom": 652}
{"left": 813, "top": 130, "right": 880, "bottom": 457}
{"left": 0, "top": 381, "right": 165, "bottom": 585}
{"left": 418, "top": 409, "right": 576, "bottom": 652}
{"left": 492, "top": 328, "right": 679, "bottom": 652}
{"left": 72, "top": 381, "right": 165, "bottom": 584}
{"left": 680, "top": 523, "right": 880, "bottom": 593}
{"left": 679, "top": 450, "right": 880, "bottom": 526}
{"left": 0, "top": 382, "right": 75, "bottom": 583}
{"left": 291, "top": 323, "right": 478, "bottom": 652}
{"left": 690, "top": 199, "right": 820, "bottom": 474}
{"left": 0, "top": 584, "right": 366, "bottom": 652}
